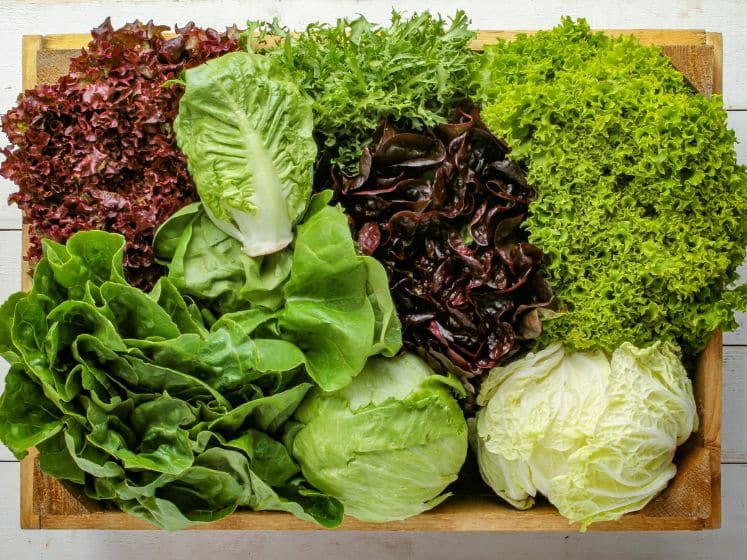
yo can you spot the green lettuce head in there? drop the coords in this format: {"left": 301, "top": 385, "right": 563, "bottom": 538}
{"left": 472, "top": 341, "right": 698, "bottom": 530}
{"left": 291, "top": 353, "right": 468, "bottom": 522}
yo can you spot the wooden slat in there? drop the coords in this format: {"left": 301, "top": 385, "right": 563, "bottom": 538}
{"left": 32, "top": 498, "right": 708, "bottom": 532}
{"left": 19, "top": 450, "right": 39, "bottom": 529}
{"left": 695, "top": 331, "right": 723, "bottom": 528}
{"left": 2, "top": 461, "right": 747, "bottom": 558}
{"left": 661, "top": 44, "right": 714, "bottom": 97}
{"left": 21, "top": 36, "right": 42, "bottom": 92}
{"left": 39, "top": 28, "right": 709, "bottom": 54}
{"left": 706, "top": 32, "right": 724, "bottom": 98}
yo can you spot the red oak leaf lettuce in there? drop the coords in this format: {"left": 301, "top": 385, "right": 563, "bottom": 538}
{"left": 332, "top": 108, "right": 555, "bottom": 392}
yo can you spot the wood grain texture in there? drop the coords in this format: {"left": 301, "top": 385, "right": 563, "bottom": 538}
{"left": 695, "top": 332, "right": 723, "bottom": 528}
{"left": 706, "top": 32, "right": 724, "bottom": 98}
{"left": 19, "top": 449, "right": 39, "bottom": 529}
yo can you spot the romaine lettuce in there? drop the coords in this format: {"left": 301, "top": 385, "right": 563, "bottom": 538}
{"left": 174, "top": 50, "right": 316, "bottom": 257}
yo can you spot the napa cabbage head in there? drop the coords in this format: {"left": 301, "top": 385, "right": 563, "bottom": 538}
{"left": 174, "top": 50, "right": 316, "bottom": 257}
{"left": 291, "top": 353, "right": 468, "bottom": 522}
{"left": 472, "top": 341, "right": 698, "bottom": 530}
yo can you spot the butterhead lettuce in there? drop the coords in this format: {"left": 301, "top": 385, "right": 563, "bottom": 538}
{"left": 291, "top": 353, "right": 468, "bottom": 522}
{"left": 154, "top": 192, "right": 402, "bottom": 392}
{"left": 472, "top": 341, "right": 698, "bottom": 530}
{"left": 0, "top": 230, "right": 343, "bottom": 530}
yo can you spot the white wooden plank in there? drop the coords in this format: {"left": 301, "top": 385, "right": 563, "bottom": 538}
{"left": 0, "top": 461, "right": 745, "bottom": 559}
{"left": 723, "top": 258, "right": 747, "bottom": 346}
{"left": 729, "top": 110, "right": 747, "bottom": 164}
{"left": 723, "top": 346, "right": 747, "bottom": 463}
{"left": 0, "top": 462, "right": 19, "bottom": 530}
{"left": 724, "top": 111, "right": 747, "bottom": 345}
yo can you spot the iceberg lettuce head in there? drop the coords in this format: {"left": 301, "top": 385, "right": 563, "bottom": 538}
{"left": 472, "top": 341, "right": 698, "bottom": 530}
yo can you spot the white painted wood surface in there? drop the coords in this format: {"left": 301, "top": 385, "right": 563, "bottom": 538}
{"left": 0, "top": 1, "right": 745, "bottom": 557}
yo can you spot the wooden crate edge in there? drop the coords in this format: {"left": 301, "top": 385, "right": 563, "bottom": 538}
{"left": 34, "top": 28, "right": 709, "bottom": 54}
{"left": 20, "top": 28, "right": 723, "bottom": 532}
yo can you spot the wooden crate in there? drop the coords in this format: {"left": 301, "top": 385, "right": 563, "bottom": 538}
{"left": 18, "top": 29, "right": 723, "bottom": 531}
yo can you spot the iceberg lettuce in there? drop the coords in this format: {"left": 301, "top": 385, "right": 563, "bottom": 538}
{"left": 291, "top": 353, "right": 468, "bottom": 522}
{"left": 472, "top": 341, "right": 698, "bottom": 530}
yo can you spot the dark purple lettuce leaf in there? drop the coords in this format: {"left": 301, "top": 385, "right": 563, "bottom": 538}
{"left": 332, "top": 108, "right": 555, "bottom": 392}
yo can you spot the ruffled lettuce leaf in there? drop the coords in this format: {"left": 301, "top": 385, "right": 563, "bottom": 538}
{"left": 477, "top": 18, "right": 747, "bottom": 354}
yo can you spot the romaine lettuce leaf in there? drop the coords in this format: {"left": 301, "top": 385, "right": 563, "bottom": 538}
{"left": 174, "top": 50, "right": 316, "bottom": 257}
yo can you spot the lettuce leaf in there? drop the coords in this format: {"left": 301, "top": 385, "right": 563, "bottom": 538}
{"left": 0, "top": 230, "right": 343, "bottom": 530}
{"left": 174, "top": 50, "right": 316, "bottom": 257}
{"left": 251, "top": 10, "right": 477, "bottom": 173}
{"left": 155, "top": 194, "right": 403, "bottom": 391}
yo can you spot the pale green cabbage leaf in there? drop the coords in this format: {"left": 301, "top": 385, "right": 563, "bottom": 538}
{"left": 473, "top": 341, "right": 698, "bottom": 530}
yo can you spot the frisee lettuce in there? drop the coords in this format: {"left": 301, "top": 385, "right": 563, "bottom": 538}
{"left": 247, "top": 10, "right": 477, "bottom": 173}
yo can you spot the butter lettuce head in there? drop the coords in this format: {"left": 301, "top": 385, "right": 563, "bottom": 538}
{"left": 174, "top": 50, "right": 316, "bottom": 257}
{"left": 0, "top": 230, "right": 344, "bottom": 530}
{"left": 154, "top": 193, "right": 402, "bottom": 392}
{"left": 291, "top": 353, "right": 468, "bottom": 522}
{"left": 472, "top": 341, "right": 698, "bottom": 530}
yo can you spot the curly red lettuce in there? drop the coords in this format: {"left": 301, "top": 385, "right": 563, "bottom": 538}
{"left": 332, "top": 109, "right": 555, "bottom": 391}
{"left": 1, "top": 19, "right": 239, "bottom": 288}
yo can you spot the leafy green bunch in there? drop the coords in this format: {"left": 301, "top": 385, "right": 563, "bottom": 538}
{"left": 477, "top": 18, "right": 747, "bottom": 354}
{"left": 0, "top": 229, "right": 358, "bottom": 530}
{"left": 249, "top": 10, "right": 477, "bottom": 173}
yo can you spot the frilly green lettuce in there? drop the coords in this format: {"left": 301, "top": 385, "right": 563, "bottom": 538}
{"left": 477, "top": 18, "right": 747, "bottom": 354}
{"left": 472, "top": 341, "right": 698, "bottom": 530}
